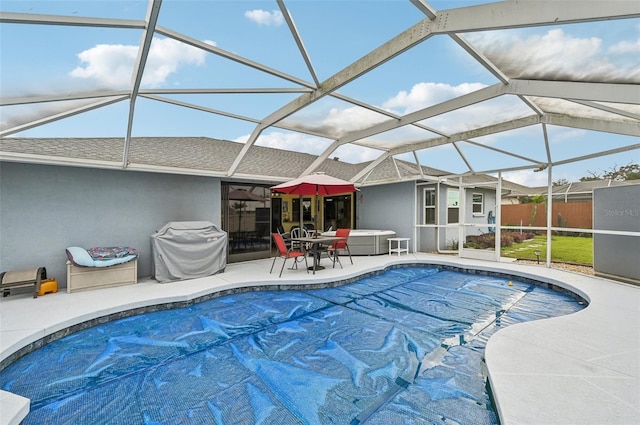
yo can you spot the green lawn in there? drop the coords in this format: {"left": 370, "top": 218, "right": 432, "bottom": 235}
{"left": 501, "top": 235, "right": 593, "bottom": 265}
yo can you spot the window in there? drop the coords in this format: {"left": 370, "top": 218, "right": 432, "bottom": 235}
{"left": 423, "top": 188, "right": 436, "bottom": 224}
{"left": 447, "top": 189, "right": 459, "bottom": 224}
{"left": 472, "top": 193, "right": 484, "bottom": 215}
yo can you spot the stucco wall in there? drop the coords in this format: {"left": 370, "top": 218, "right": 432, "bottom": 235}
{"left": 357, "top": 181, "right": 414, "bottom": 251}
{"left": 0, "top": 162, "right": 221, "bottom": 287}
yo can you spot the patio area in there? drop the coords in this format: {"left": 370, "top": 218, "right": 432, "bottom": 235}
{"left": 1, "top": 253, "right": 638, "bottom": 425}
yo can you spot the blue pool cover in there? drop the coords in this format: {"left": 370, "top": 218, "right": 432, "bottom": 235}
{"left": 0, "top": 267, "right": 584, "bottom": 424}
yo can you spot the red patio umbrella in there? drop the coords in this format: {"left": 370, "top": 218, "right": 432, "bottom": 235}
{"left": 271, "top": 172, "right": 358, "bottom": 235}
{"left": 271, "top": 172, "right": 357, "bottom": 196}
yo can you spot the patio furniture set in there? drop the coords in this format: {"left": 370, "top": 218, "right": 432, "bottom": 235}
{"left": 270, "top": 228, "right": 353, "bottom": 278}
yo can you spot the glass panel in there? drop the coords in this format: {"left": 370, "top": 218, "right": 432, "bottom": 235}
{"left": 425, "top": 189, "right": 436, "bottom": 207}
{"left": 323, "top": 195, "right": 352, "bottom": 230}
{"left": 223, "top": 184, "right": 272, "bottom": 261}
{"left": 447, "top": 208, "right": 459, "bottom": 224}
{"left": 292, "top": 198, "right": 312, "bottom": 222}
{"left": 473, "top": 193, "right": 484, "bottom": 214}
{"left": 336, "top": 195, "right": 352, "bottom": 229}
{"left": 447, "top": 189, "right": 459, "bottom": 207}
{"left": 447, "top": 188, "right": 459, "bottom": 224}
{"left": 424, "top": 188, "right": 436, "bottom": 225}
{"left": 425, "top": 208, "right": 436, "bottom": 225}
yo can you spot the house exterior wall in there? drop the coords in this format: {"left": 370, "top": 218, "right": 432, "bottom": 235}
{"left": 463, "top": 186, "right": 498, "bottom": 234}
{"left": 0, "top": 162, "right": 221, "bottom": 288}
{"left": 357, "top": 181, "right": 414, "bottom": 251}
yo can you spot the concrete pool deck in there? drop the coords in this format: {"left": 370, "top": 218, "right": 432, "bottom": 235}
{"left": 1, "top": 253, "right": 638, "bottom": 425}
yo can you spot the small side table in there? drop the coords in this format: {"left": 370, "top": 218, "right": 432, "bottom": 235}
{"left": 388, "top": 237, "right": 410, "bottom": 256}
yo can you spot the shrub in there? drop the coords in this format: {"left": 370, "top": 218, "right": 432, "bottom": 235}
{"left": 466, "top": 231, "right": 537, "bottom": 249}
{"left": 501, "top": 233, "right": 514, "bottom": 247}
{"left": 511, "top": 232, "right": 525, "bottom": 243}
{"left": 465, "top": 233, "right": 494, "bottom": 249}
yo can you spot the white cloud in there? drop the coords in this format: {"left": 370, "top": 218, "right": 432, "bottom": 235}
{"left": 332, "top": 143, "right": 383, "bottom": 164}
{"left": 252, "top": 131, "right": 331, "bottom": 156}
{"left": 466, "top": 29, "right": 640, "bottom": 82}
{"left": 611, "top": 22, "right": 640, "bottom": 54}
{"left": 549, "top": 127, "right": 586, "bottom": 143}
{"left": 70, "top": 37, "right": 213, "bottom": 88}
{"left": 278, "top": 103, "right": 392, "bottom": 140}
{"left": 235, "top": 131, "right": 382, "bottom": 164}
{"left": 383, "top": 82, "right": 486, "bottom": 114}
{"left": 503, "top": 169, "right": 549, "bottom": 187}
{"left": 382, "top": 81, "right": 531, "bottom": 134}
{"left": 609, "top": 38, "right": 640, "bottom": 54}
{"left": 503, "top": 167, "right": 590, "bottom": 187}
{"left": 322, "top": 106, "right": 389, "bottom": 135}
{"left": 70, "top": 43, "right": 138, "bottom": 88}
{"left": 244, "top": 9, "right": 284, "bottom": 26}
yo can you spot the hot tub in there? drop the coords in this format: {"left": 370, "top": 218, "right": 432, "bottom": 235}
{"left": 321, "top": 229, "right": 396, "bottom": 255}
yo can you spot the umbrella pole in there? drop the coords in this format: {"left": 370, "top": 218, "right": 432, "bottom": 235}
{"left": 314, "top": 187, "right": 319, "bottom": 238}
{"left": 299, "top": 195, "right": 304, "bottom": 236}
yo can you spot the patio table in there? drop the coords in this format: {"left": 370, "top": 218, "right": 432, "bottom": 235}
{"left": 291, "top": 236, "right": 346, "bottom": 274}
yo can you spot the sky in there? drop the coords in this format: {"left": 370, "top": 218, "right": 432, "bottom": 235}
{"left": 1, "top": 0, "right": 639, "bottom": 187}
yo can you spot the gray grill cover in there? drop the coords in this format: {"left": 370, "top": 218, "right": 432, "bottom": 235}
{"left": 151, "top": 221, "right": 227, "bottom": 282}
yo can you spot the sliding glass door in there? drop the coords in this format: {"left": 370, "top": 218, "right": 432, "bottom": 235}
{"left": 222, "top": 183, "right": 272, "bottom": 263}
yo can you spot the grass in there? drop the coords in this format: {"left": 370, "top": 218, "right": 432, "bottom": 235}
{"left": 500, "top": 235, "right": 593, "bottom": 265}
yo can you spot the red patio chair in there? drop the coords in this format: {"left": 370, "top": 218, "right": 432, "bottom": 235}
{"left": 270, "top": 232, "right": 309, "bottom": 277}
{"left": 327, "top": 228, "right": 353, "bottom": 268}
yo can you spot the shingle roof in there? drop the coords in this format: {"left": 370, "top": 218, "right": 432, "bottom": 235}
{"left": 0, "top": 136, "right": 449, "bottom": 185}
{"left": 4, "top": 136, "right": 635, "bottom": 193}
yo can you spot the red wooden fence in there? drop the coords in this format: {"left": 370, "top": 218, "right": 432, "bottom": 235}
{"left": 501, "top": 201, "right": 593, "bottom": 229}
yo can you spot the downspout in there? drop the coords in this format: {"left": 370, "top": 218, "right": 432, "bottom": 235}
{"left": 435, "top": 179, "right": 449, "bottom": 253}
{"left": 413, "top": 181, "right": 417, "bottom": 254}
{"left": 495, "top": 172, "right": 502, "bottom": 262}
{"left": 436, "top": 179, "right": 441, "bottom": 252}
{"left": 457, "top": 176, "right": 464, "bottom": 258}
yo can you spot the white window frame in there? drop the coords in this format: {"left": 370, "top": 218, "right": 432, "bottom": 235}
{"left": 472, "top": 192, "right": 484, "bottom": 215}
{"left": 423, "top": 188, "right": 436, "bottom": 225}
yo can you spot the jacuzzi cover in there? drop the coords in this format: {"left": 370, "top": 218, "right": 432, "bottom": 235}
{"left": 151, "top": 221, "right": 227, "bottom": 282}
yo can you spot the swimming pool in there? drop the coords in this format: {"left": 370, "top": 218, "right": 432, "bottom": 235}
{"left": 0, "top": 266, "right": 584, "bottom": 424}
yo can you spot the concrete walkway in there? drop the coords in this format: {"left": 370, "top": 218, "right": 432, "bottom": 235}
{"left": 1, "top": 253, "right": 638, "bottom": 425}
